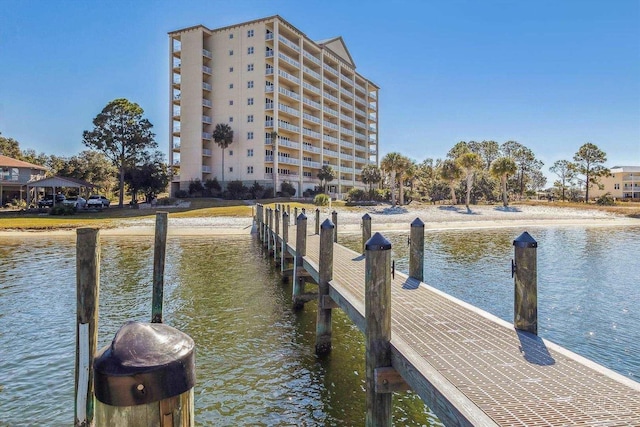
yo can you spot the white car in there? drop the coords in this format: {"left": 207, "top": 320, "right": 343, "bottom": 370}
{"left": 63, "top": 196, "right": 87, "bottom": 210}
{"left": 87, "top": 195, "right": 110, "bottom": 208}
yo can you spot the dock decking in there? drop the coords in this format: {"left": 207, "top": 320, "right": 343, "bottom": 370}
{"left": 262, "top": 208, "right": 640, "bottom": 426}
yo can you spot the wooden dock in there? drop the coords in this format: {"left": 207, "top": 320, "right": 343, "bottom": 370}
{"left": 257, "top": 205, "right": 640, "bottom": 426}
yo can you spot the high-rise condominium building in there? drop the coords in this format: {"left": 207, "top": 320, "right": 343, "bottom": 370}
{"left": 169, "top": 15, "right": 379, "bottom": 198}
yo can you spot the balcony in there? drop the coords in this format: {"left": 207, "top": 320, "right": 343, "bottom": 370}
{"left": 324, "top": 92, "right": 338, "bottom": 103}
{"left": 202, "top": 65, "right": 212, "bottom": 74}
{"left": 341, "top": 153, "right": 354, "bottom": 161}
{"left": 278, "top": 34, "right": 300, "bottom": 52}
{"left": 340, "top": 87, "right": 353, "bottom": 98}
{"left": 303, "top": 66, "right": 321, "bottom": 81}
{"left": 303, "top": 160, "right": 321, "bottom": 168}
{"left": 323, "top": 134, "right": 339, "bottom": 144}
{"left": 341, "top": 140, "right": 354, "bottom": 149}
{"left": 303, "top": 112, "right": 320, "bottom": 124}
{"left": 202, "top": 115, "right": 212, "bottom": 124}
{"left": 202, "top": 48, "right": 212, "bottom": 58}
{"left": 279, "top": 86, "right": 300, "bottom": 100}
{"left": 266, "top": 67, "right": 274, "bottom": 75}
{"left": 266, "top": 49, "right": 274, "bottom": 58}
{"left": 266, "top": 32, "right": 274, "bottom": 40}
{"left": 278, "top": 138, "right": 300, "bottom": 150}
{"left": 172, "top": 143, "right": 180, "bottom": 151}
{"left": 355, "top": 95, "right": 367, "bottom": 105}
{"left": 355, "top": 131, "right": 366, "bottom": 140}
{"left": 323, "top": 63, "right": 337, "bottom": 75}
{"left": 355, "top": 107, "right": 367, "bottom": 117}
{"left": 302, "top": 81, "right": 320, "bottom": 94}
{"left": 203, "top": 99, "right": 212, "bottom": 108}
{"left": 323, "top": 120, "right": 338, "bottom": 131}
{"left": 279, "top": 103, "right": 300, "bottom": 117}
{"left": 265, "top": 101, "right": 274, "bottom": 110}
{"left": 303, "top": 127, "right": 321, "bottom": 139}
{"left": 202, "top": 132, "right": 212, "bottom": 140}
{"left": 341, "top": 113, "right": 353, "bottom": 123}
{"left": 323, "top": 78, "right": 338, "bottom": 90}
{"left": 323, "top": 105, "right": 338, "bottom": 116}
{"left": 278, "top": 69, "right": 300, "bottom": 84}
{"left": 265, "top": 119, "right": 274, "bottom": 127}
{"left": 340, "top": 126, "right": 354, "bottom": 136}
{"left": 278, "top": 120, "right": 300, "bottom": 133}
{"left": 303, "top": 143, "right": 321, "bottom": 154}
{"left": 279, "top": 51, "right": 300, "bottom": 68}
{"left": 340, "top": 99, "right": 353, "bottom": 111}
{"left": 202, "top": 82, "right": 212, "bottom": 91}
{"left": 355, "top": 83, "right": 366, "bottom": 94}
{"left": 202, "top": 165, "right": 212, "bottom": 173}
{"left": 303, "top": 97, "right": 320, "bottom": 109}
{"left": 303, "top": 50, "right": 321, "bottom": 65}
{"left": 340, "top": 74, "right": 353, "bottom": 86}
{"left": 202, "top": 148, "right": 212, "bottom": 156}
{"left": 323, "top": 148, "right": 339, "bottom": 157}
{"left": 266, "top": 85, "right": 274, "bottom": 93}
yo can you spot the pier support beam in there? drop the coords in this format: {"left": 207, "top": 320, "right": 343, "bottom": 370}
{"left": 274, "top": 207, "right": 280, "bottom": 261}
{"left": 75, "top": 228, "right": 100, "bottom": 427}
{"left": 293, "top": 213, "right": 307, "bottom": 309}
{"left": 362, "top": 213, "right": 371, "bottom": 254}
{"left": 266, "top": 208, "right": 273, "bottom": 251}
{"left": 409, "top": 218, "right": 424, "bottom": 282}
{"left": 281, "top": 212, "right": 289, "bottom": 272}
{"left": 316, "top": 219, "right": 335, "bottom": 354}
{"left": 513, "top": 231, "right": 538, "bottom": 335}
{"left": 152, "top": 212, "right": 168, "bottom": 323}
{"left": 365, "top": 232, "right": 392, "bottom": 427}
{"left": 332, "top": 210, "right": 338, "bottom": 243}
{"left": 257, "top": 204, "right": 263, "bottom": 242}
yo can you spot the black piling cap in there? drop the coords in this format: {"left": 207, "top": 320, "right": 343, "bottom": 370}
{"left": 297, "top": 213, "right": 307, "bottom": 221}
{"left": 362, "top": 213, "right": 371, "bottom": 220}
{"left": 321, "top": 218, "right": 335, "bottom": 229}
{"left": 513, "top": 231, "right": 538, "bottom": 248}
{"left": 94, "top": 321, "right": 195, "bottom": 406}
{"left": 282, "top": 211, "right": 289, "bottom": 218}
{"left": 411, "top": 217, "right": 424, "bottom": 227}
{"left": 365, "top": 232, "right": 392, "bottom": 251}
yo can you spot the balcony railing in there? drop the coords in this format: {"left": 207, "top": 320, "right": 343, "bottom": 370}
{"left": 355, "top": 95, "right": 367, "bottom": 105}
{"left": 340, "top": 126, "right": 354, "bottom": 136}
{"left": 278, "top": 69, "right": 299, "bottom": 84}
{"left": 341, "top": 140, "right": 354, "bottom": 149}
{"left": 355, "top": 107, "right": 367, "bottom": 117}
{"left": 340, "top": 74, "right": 353, "bottom": 85}
{"left": 266, "top": 32, "right": 274, "bottom": 40}
{"left": 265, "top": 119, "right": 274, "bottom": 127}
{"left": 279, "top": 103, "right": 300, "bottom": 117}
{"left": 202, "top": 48, "right": 212, "bottom": 58}
{"left": 340, "top": 87, "right": 353, "bottom": 98}
{"left": 278, "top": 138, "right": 300, "bottom": 149}
{"left": 265, "top": 102, "right": 274, "bottom": 110}
{"left": 279, "top": 51, "right": 300, "bottom": 68}
{"left": 303, "top": 97, "right": 320, "bottom": 109}
{"left": 266, "top": 49, "right": 274, "bottom": 58}
{"left": 266, "top": 67, "right": 274, "bottom": 75}
{"left": 355, "top": 144, "right": 368, "bottom": 152}
{"left": 303, "top": 50, "right": 321, "bottom": 65}
{"left": 323, "top": 63, "right": 337, "bottom": 75}
{"left": 303, "top": 66, "right": 321, "bottom": 80}
{"left": 203, "top": 99, "right": 212, "bottom": 107}
{"left": 202, "top": 115, "right": 212, "bottom": 124}
{"left": 323, "top": 78, "right": 338, "bottom": 90}
{"left": 202, "top": 132, "right": 212, "bottom": 140}
{"left": 202, "top": 65, "right": 212, "bottom": 74}
{"left": 278, "top": 120, "right": 300, "bottom": 133}
{"left": 202, "top": 165, "right": 212, "bottom": 173}
{"left": 341, "top": 153, "right": 354, "bottom": 161}
{"left": 340, "top": 99, "right": 353, "bottom": 111}
{"left": 202, "top": 82, "right": 212, "bottom": 91}
{"left": 303, "top": 143, "right": 321, "bottom": 153}
{"left": 278, "top": 34, "right": 300, "bottom": 52}
{"left": 279, "top": 86, "right": 300, "bottom": 100}
{"left": 303, "top": 112, "right": 320, "bottom": 124}
{"left": 323, "top": 134, "right": 339, "bottom": 144}
{"left": 341, "top": 113, "right": 353, "bottom": 123}
{"left": 323, "top": 105, "right": 338, "bottom": 116}
{"left": 355, "top": 131, "right": 366, "bottom": 140}
{"left": 202, "top": 149, "right": 212, "bottom": 156}
{"left": 303, "top": 160, "right": 321, "bottom": 168}
{"left": 266, "top": 85, "right": 274, "bottom": 93}
{"left": 303, "top": 127, "right": 321, "bottom": 139}
{"left": 323, "top": 120, "right": 339, "bottom": 131}
{"left": 323, "top": 148, "right": 339, "bottom": 157}
{"left": 302, "top": 81, "right": 320, "bottom": 94}
{"left": 324, "top": 92, "right": 338, "bottom": 103}
{"left": 355, "top": 83, "right": 366, "bottom": 93}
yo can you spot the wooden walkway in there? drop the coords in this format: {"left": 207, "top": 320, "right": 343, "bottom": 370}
{"left": 265, "top": 212, "right": 640, "bottom": 426}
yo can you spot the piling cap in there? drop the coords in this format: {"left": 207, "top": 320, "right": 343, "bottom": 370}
{"left": 513, "top": 231, "right": 538, "bottom": 248}
{"left": 297, "top": 213, "right": 307, "bottom": 221}
{"left": 362, "top": 213, "right": 371, "bottom": 220}
{"left": 94, "top": 321, "right": 195, "bottom": 406}
{"left": 365, "top": 232, "right": 392, "bottom": 251}
{"left": 411, "top": 217, "right": 424, "bottom": 227}
{"left": 321, "top": 218, "right": 335, "bottom": 229}
{"left": 282, "top": 211, "right": 289, "bottom": 218}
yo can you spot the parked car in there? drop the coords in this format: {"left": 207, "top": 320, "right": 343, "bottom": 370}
{"left": 63, "top": 196, "right": 87, "bottom": 210}
{"left": 87, "top": 195, "right": 110, "bottom": 208}
{"left": 37, "top": 194, "right": 65, "bottom": 208}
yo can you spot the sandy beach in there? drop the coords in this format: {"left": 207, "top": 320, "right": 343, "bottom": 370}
{"left": 3, "top": 204, "right": 635, "bottom": 238}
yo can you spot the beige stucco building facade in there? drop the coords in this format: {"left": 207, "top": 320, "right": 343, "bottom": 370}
{"left": 169, "top": 15, "right": 379, "bottom": 198}
{"left": 590, "top": 166, "right": 640, "bottom": 201}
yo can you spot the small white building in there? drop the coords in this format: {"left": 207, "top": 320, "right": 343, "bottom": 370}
{"left": 590, "top": 166, "right": 640, "bottom": 200}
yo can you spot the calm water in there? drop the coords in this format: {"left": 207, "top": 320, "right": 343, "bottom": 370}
{"left": 0, "top": 225, "right": 638, "bottom": 425}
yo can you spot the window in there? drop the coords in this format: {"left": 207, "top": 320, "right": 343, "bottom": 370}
{"left": 229, "top": 117, "right": 234, "bottom": 122}
{"left": 247, "top": 114, "right": 254, "bottom": 123}
{"left": 229, "top": 67, "right": 234, "bottom": 72}
{"left": 266, "top": 166, "right": 273, "bottom": 174}
{"left": 229, "top": 167, "right": 233, "bottom": 172}
{"left": 229, "top": 150, "right": 233, "bottom": 156}
{"left": 247, "top": 80, "right": 254, "bottom": 89}
{"left": 229, "top": 100, "right": 234, "bottom": 105}
{"left": 614, "top": 183, "right": 620, "bottom": 190}
{"left": 247, "top": 97, "right": 254, "bottom": 106}
{"left": 247, "top": 149, "right": 254, "bottom": 157}
{"left": 247, "top": 166, "right": 254, "bottom": 174}
{"left": 248, "top": 29, "right": 254, "bottom": 37}
{"left": 229, "top": 83, "right": 234, "bottom": 89}
{"left": 229, "top": 33, "right": 234, "bottom": 39}
{"left": 303, "top": 171, "right": 312, "bottom": 177}
{"left": 248, "top": 46, "right": 254, "bottom": 54}
{"left": 247, "top": 132, "right": 254, "bottom": 140}
{"left": 229, "top": 50, "right": 234, "bottom": 56}
{"left": 247, "top": 63, "right": 254, "bottom": 72}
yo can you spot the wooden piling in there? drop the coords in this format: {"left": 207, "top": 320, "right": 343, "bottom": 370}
{"left": 151, "top": 212, "right": 168, "bottom": 324}
{"left": 316, "top": 219, "right": 335, "bottom": 354}
{"left": 281, "top": 211, "right": 289, "bottom": 272}
{"left": 409, "top": 218, "right": 425, "bottom": 282}
{"left": 293, "top": 213, "right": 307, "bottom": 309}
{"left": 75, "top": 228, "right": 100, "bottom": 427}
{"left": 315, "top": 208, "right": 320, "bottom": 235}
{"left": 513, "top": 232, "right": 538, "bottom": 334}
{"left": 365, "top": 232, "right": 392, "bottom": 427}
{"left": 294, "top": 207, "right": 298, "bottom": 225}
{"left": 332, "top": 210, "right": 338, "bottom": 243}
{"left": 362, "top": 213, "right": 372, "bottom": 254}
{"left": 257, "top": 204, "right": 263, "bottom": 242}
{"left": 274, "top": 207, "right": 280, "bottom": 261}
{"left": 286, "top": 204, "right": 290, "bottom": 218}
{"left": 267, "top": 208, "right": 273, "bottom": 252}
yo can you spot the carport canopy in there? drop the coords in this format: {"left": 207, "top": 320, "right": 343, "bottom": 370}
{"left": 27, "top": 176, "right": 96, "bottom": 206}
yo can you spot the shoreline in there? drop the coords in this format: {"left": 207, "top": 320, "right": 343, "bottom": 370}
{"left": 1, "top": 205, "right": 638, "bottom": 237}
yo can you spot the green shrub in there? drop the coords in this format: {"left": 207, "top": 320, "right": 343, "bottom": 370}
{"left": 280, "top": 181, "right": 296, "bottom": 197}
{"left": 226, "top": 180, "right": 248, "bottom": 199}
{"left": 346, "top": 188, "right": 367, "bottom": 202}
{"left": 314, "top": 193, "right": 330, "bottom": 206}
{"left": 595, "top": 192, "right": 615, "bottom": 206}
{"left": 49, "top": 205, "right": 75, "bottom": 216}
{"left": 175, "top": 189, "right": 188, "bottom": 198}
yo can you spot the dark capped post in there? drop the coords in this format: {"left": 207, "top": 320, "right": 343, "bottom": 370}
{"left": 513, "top": 231, "right": 538, "bottom": 335}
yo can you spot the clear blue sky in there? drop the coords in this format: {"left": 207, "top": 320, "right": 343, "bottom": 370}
{"left": 1, "top": 0, "right": 638, "bottom": 184}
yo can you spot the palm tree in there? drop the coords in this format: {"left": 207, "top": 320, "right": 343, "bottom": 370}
{"left": 360, "top": 164, "right": 381, "bottom": 198}
{"left": 439, "top": 159, "right": 462, "bottom": 205}
{"left": 317, "top": 164, "right": 335, "bottom": 193}
{"left": 380, "top": 152, "right": 403, "bottom": 205}
{"left": 212, "top": 123, "right": 234, "bottom": 184}
{"left": 457, "top": 152, "right": 483, "bottom": 211}
{"left": 400, "top": 159, "right": 417, "bottom": 205}
{"left": 490, "top": 157, "right": 517, "bottom": 207}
